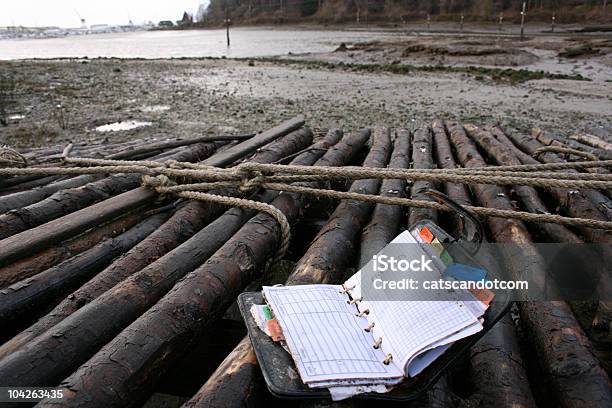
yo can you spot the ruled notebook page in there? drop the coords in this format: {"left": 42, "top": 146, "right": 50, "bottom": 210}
{"left": 263, "top": 285, "right": 404, "bottom": 383}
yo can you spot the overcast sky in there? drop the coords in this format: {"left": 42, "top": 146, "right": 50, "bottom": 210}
{"left": 1, "top": 0, "right": 207, "bottom": 27}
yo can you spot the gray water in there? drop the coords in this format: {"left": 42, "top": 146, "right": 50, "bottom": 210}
{"left": 0, "top": 27, "right": 399, "bottom": 60}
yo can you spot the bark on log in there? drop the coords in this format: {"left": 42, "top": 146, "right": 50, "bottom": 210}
{"left": 0, "top": 212, "right": 171, "bottom": 341}
{"left": 532, "top": 129, "right": 612, "bottom": 160}
{"left": 464, "top": 124, "right": 582, "bottom": 244}
{"left": 448, "top": 123, "right": 612, "bottom": 408}
{"left": 200, "top": 116, "right": 305, "bottom": 167}
{"left": 0, "top": 176, "right": 62, "bottom": 197}
{"left": 0, "top": 210, "right": 147, "bottom": 288}
{"left": 570, "top": 132, "right": 612, "bottom": 151}
{"left": 502, "top": 129, "right": 612, "bottom": 243}
{"left": 359, "top": 128, "right": 411, "bottom": 267}
{"left": 106, "top": 134, "right": 255, "bottom": 160}
{"left": 408, "top": 127, "right": 437, "bottom": 226}
{"left": 433, "top": 121, "right": 471, "bottom": 207}
{"left": 0, "top": 175, "right": 105, "bottom": 215}
{"left": 0, "top": 119, "right": 300, "bottom": 267}
{"left": 0, "top": 125, "right": 316, "bottom": 388}
{"left": 0, "top": 143, "right": 219, "bottom": 240}
{"left": 0, "top": 121, "right": 314, "bottom": 357}
{"left": 0, "top": 202, "right": 211, "bottom": 360}
{"left": 36, "top": 130, "right": 371, "bottom": 408}
{"left": 181, "top": 131, "right": 374, "bottom": 408}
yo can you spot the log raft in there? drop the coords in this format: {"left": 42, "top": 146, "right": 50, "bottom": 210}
{"left": 0, "top": 117, "right": 608, "bottom": 408}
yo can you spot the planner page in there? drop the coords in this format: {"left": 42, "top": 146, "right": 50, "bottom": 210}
{"left": 262, "top": 285, "right": 404, "bottom": 383}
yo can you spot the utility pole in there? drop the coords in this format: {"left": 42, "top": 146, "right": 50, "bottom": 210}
{"left": 460, "top": 15, "right": 464, "bottom": 31}
{"left": 498, "top": 13, "right": 503, "bottom": 32}
{"left": 427, "top": 14, "right": 431, "bottom": 31}
{"left": 520, "top": 2, "right": 526, "bottom": 42}
{"left": 551, "top": 12, "right": 555, "bottom": 32}
{"left": 225, "top": 6, "right": 231, "bottom": 47}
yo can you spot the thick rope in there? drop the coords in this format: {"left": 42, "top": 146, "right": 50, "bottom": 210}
{"left": 1, "top": 155, "right": 612, "bottom": 254}
{"left": 533, "top": 145, "right": 599, "bottom": 161}
{"left": 0, "top": 146, "right": 27, "bottom": 168}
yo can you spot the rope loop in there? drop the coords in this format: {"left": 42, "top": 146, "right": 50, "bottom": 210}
{"left": 0, "top": 146, "right": 27, "bottom": 168}
{"left": 533, "top": 146, "right": 599, "bottom": 161}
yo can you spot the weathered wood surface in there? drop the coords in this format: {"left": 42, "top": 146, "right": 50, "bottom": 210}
{"left": 570, "top": 132, "right": 612, "bottom": 151}
{"left": 0, "top": 174, "right": 105, "bottom": 215}
{"left": 408, "top": 127, "right": 437, "bottom": 227}
{"left": 0, "top": 211, "right": 171, "bottom": 341}
{"left": 0, "top": 142, "right": 219, "bottom": 240}
{"left": 0, "top": 124, "right": 315, "bottom": 389}
{"left": 36, "top": 130, "right": 370, "bottom": 407}
{"left": 432, "top": 121, "right": 537, "bottom": 408}
{"left": 200, "top": 115, "right": 305, "bottom": 167}
{"left": 0, "top": 126, "right": 317, "bottom": 361}
{"left": 448, "top": 122, "right": 612, "bottom": 408}
{"left": 359, "top": 128, "right": 411, "bottom": 267}
{"left": 0, "top": 210, "right": 148, "bottom": 288}
{"left": 464, "top": 124, "right": 582, "bottom": 244}
{"left": 182, "top": 130, "right": 375, "bottom": 408}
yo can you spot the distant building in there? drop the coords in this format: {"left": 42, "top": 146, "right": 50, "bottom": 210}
{"left": 177, "top": 12, "right": 194, "bottom": 26}
{"left": 158, "top": 20, "right": 174, "bottom": 27}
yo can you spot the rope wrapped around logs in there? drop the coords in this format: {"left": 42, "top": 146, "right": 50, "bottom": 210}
{"left": 1, "top": 146, "right": 612, "bottom": 264}
{"left": 0, "top": 146, "right": 27, "bottom": 168}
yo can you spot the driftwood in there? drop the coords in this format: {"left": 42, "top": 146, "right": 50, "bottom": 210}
{"left": 464, "top": 124, "right": 582, "bottom": 244}
{"left": 532, "top": 128, "right": 612, "bottom": 161}
{"left": 359, "top": 128, "right": 411, "bottom": 266}
{"left": 0, "top": 211, "right": 171, "bottom": 341}
{"left": 448, "top": 122, "right": 612, "bottom": 408}
{"left": 408, "top": 127, "right": 437, "bottom": 226}
{"left": 0, "top": 125, "right": 315, "bottom": 389}
{"left": 0, "top": 143, "right": 219, "bottom": 240}
{"left": 180, "top": 130, "right": 375, "bottom": 408}
{"left": 36, "top": 130, "right": 371, "bottom": 407}
{"left": 0, "top": 210, "right": 148, "bottom": 288}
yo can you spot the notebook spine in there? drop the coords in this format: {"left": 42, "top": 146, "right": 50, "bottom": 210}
{"left": 340, "top": 284, "right": 392, "bottom": 366}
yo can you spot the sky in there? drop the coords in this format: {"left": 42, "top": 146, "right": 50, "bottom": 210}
{"left": 0, "top": 0, "right": 208, "bottom": 28}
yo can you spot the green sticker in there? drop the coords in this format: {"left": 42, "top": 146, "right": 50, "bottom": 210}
{"left": 440, "top": 250, "right": 453, "bottom": 266}
{"left": 262, "top": 305, "right": 273, "bottom": 320}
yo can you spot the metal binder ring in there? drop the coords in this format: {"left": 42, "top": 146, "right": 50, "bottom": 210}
{"left": 339, "top": 284, "right": 356, "bottom": 295}
{"left": 364, "top": 322, "right": 375, "bottom": 332}
{"left": 356, "top": 309, "right": 370, "bottom": 317}
{"left": 383, "top": 354, "right": 393, "bottom": 365}
{"left": 348, "top": 297, "right": 362, "bottom": 305}
{"left": 373, "top": 337, "right": 382, "bottom": 349}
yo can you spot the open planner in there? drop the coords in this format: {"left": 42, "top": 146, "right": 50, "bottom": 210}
{"left": 260, "top": 229, "right": 490, "bottom": 398}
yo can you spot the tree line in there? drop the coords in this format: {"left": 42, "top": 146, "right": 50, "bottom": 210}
{"left": 193, "top": 0, "right": 609, "bottom": 24}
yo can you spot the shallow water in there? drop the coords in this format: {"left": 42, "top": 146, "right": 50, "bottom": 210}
{"left": 0, "top": 28, "right": 400, "bottom": 60}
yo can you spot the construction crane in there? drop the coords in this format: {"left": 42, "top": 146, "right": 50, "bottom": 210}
{"left": 73, "top": 9, "right": 88, "bottom": 29}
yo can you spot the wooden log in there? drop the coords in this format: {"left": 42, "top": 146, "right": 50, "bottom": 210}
{"left": 0, "top": 202, "right": 209, "bottom": 360}
{"left": 0, "top": 210, "right": 148, "bottom": 288}
{"left": 570, "top": 132, "right": 612, "bottom": 151}
{"left": 178, "top": 131, "right": 375, "bottom": 408}
{"left": 0, "top": 211, "right": 171, "bottom": 341}
{"left": 105, "top": 134, "right": 255, "bottom": 160}
{"left": 408, "top": 127, "right": 437, "bottom": 227}
{"left": 532, "top": 128, "right": 612, "bottom": 160}
{"left": 36, "top": 130, "right": 371, "bottom": 407}
{"left": 0, "top": 176, "right": 62, "bottom": 197}
{"left": 501, "top": 129, "right": 612, "bottom": 243}
{"left": 200, "top": 115, "right": 305, "bottom": 167}
{"left": 0, "top": 126, "right": 318, "bottom": 359}
{"left": 359, "top": 127, "right": 411, "bottom": 267}
{"left": 464, "top": 124, "right": 582, "bottom": 244}
{"left": 432, "top": 121, "right": 535, "bottom": 408}
{"left": 0, "top": 126, "right": 317, "bottom": 388}
{"left": 0, "top": 143, "right": 219, "bottom": 240}
{"left": 0, "top": 175, "right": 105, "bottom": 215}
{"left": 448, "top": 123, "right": 612, "bottom": 408}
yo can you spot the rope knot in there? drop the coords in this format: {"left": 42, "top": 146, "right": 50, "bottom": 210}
{"left": 239, "top": 170, "right": 266, "bottom": 192}
{"left": 0, "top": 146, "right": 27, "bottom": 168}
{"left": 142, "top": 174, "right": 177, "bottom": 190}
{"left": 164, "top": 159, "right": 182, "bottom": 169}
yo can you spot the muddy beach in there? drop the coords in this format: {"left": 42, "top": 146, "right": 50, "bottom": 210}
{"left": 1, "top": 27, "right": 611, "bottom": 148}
